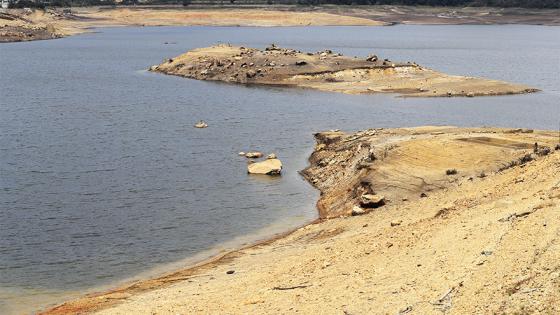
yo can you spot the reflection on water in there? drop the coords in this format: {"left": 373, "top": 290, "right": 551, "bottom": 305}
{"left": 0, "top": 24, "right": 559, "bottom": 314}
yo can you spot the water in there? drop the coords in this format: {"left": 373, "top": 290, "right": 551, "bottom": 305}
{"left": 1, "top": 25, "right": 559, "bottom": 314}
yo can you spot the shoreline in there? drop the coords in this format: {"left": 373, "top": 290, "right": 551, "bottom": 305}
{"left": 1, "top": 5, "right": 560, "bottom": 43}
{"left": 40, "top": 126, "right": 560, "bottom": 314}
{"left": 39, "top": 218, "right": 324, "bottom": 315}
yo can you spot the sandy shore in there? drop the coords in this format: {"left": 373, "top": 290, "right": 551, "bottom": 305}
{"left": 2, "top": 5, "right": 559, "bottom": 43}
{"left": 151, "top": 44, "right": 537, "bottom": 97}
{"left": 41, "top": 126, "right": 560, "bottom": 314}
{"left": 0, "top": 7, "right": 383, "bottom": 42}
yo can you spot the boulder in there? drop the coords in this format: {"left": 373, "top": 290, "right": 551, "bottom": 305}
{"left": 245, "top": 152, "right": 263, "bottom": 158}
{"left": 247, "top": 158, "right": 282, "bottom": 175}
{"left": 360, "top": 194, "right": 385, "bottom": 208}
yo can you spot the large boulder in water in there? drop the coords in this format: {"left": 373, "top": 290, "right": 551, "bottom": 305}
{"left": 247, "top": 158, "right": 282, "bottom": 175}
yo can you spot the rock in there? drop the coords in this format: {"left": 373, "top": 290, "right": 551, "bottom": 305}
{"left": 245, "top": 152, "right": 263, "bottom": 158}
{"left": 246, "top": 70, "right": 256, "bottom": 78}
{"left": 238, "top": 152, "right": 246, "bottom": 156}
{"left": 360, "top": 194, "right": 385, "bottom": 208}
{"left": 466, "top": 92, "right": 475, "bottom": 97}
{"left": 351, "top": 205, "right": 367, "bottom": 216}
{"left": 295, "top": 60, "right": 307, "bottom": 66}
{"left": 267, "top": 153, "right": 277, "bottom": 159}
{"left": 226, "top": 270, "right": 235, "bottom": 274}
{"left": 315, "top": 131, "right": 344, "bottom": 145}
{"left": 390, "top": 220, "right": 402, "bottom": 227}
{"left": 265, "top": 43, "right": 279, "bottom": 51}
{"left": 352, "top": 206, "right": 369, "bottom": 216}
{"left": 315, "top": 143, "right": 326, "bottom": 151}
{"left": 247, "top": 158, "right": 282, "bottom": 175}
{"left": 366, "top": 54, "right": 378, "bottom": 62}
{"left": 194, "top": 120, "right": 208, "bottom": 128}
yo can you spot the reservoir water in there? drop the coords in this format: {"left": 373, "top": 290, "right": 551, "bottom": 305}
{"left": 1, "top": 25, "right": 559, "bottom": 314}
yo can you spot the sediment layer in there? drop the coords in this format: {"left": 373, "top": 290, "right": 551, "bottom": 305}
{"left": 151, "top": 44, "right": 538, "bottom": 97}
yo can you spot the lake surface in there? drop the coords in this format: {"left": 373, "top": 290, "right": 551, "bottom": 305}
{"left": 1, "top": 25, "right": 559, "bottom": 314}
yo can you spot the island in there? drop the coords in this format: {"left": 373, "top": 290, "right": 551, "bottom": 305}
{"left": 150, "top": 44, "right": 538, "bottom": 97}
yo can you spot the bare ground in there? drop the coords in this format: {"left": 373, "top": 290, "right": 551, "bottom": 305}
{"left": 0, "top": 7, "right": 383, "bottom": 42}
{"left": 41, "top": 126, "right": 560, "bottom": 314}
{"left": 1, "top": 5, "right": 559, "bottom": 43}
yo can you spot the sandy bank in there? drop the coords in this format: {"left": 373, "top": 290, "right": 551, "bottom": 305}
{"left": 0, "top": 7, "right": 383, "bottom": 42}
{"left": 42, "top": 126, "right": 560, "bottom": 314}
{"left": 151, "top": 44, "right": 537, "bottom": 97}
{"left": 2, "top": 6, "right": 559, "bottom": 43}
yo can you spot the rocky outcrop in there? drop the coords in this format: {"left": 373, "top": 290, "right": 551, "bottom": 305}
{"left": 301, "top": 126, "right": 558, "bottom": 218}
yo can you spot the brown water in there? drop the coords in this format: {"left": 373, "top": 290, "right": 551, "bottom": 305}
{"left": 0, "top": 24, "right": 559, "bottom": 314}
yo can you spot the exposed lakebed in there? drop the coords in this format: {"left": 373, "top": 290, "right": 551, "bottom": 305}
{"left": 0, "top": 25, "right": 559, "bottom": 314}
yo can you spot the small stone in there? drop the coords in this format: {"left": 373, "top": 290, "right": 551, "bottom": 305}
{"left": 238, "top": 152, "right": 246, "bottom": 156}
{"left": 246, "top": 70, "right": 256, "bottom": 78}
{"left": 226, "top": 270, "right": 235, "bottom": 274}
{"left": 351, "top": 205, "right": 367, "bottom": 216}
{"left": 366, "top": 54, "right": 378, "bottom": 62}
{"left": 267, "top": 153, "right": 277, "bottom": 159}
{"left": 245, "top": 152, "right": 263, "bottom": 158}
{"left": 390, "top": 220, "right": 402, "bottom": 227}
{"left": 194, "top": 120, "right": 208, "bottom": 128}
{"left": 295, "top": 60, "right": 307, "bottom": 66}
